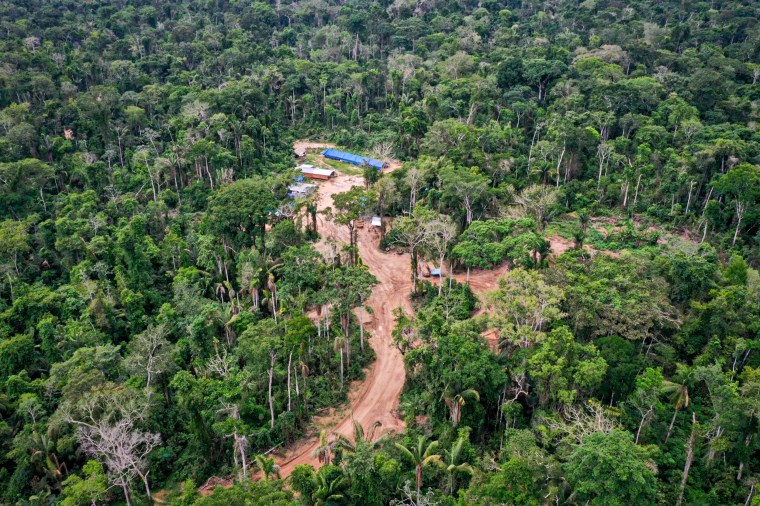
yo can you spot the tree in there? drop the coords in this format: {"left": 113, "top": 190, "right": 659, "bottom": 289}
{"left": 522, "top": 59, "right": 567, "bottom": 101}
{"left": 373, "top": 176, "right": 400, "bottom": 239}
{"left": 0, "top": 158, "right": 54, "bottom": 216}
{"left": 324, "top": 265, "right": 378, "bottom": 385}
{"left": 439, "top": 166, "right": 490, "bottom": 226}
{"left": 290, "top": 465, "right": 318, "bottom": 503}
{"left": 215, "top": 404, "right": 251, "bottom": 481}
{"left": 63, "top": 388, "right": 161, "bottom": 506}
{"left": 422, "top": 213, "right": 456, "bottom": 294}
{"left": 59, "top": 460, "right": 108, "bottom": 506}
{"left": 276, "top": 245, "right": 325, "bottom": 311}
{"left": 191, "top": 481, "right": 295, "bottom": 506}
{"left": 394, "top": 436, "right": 441, "bottom": 494}
{"left": 312, "top": 470, "right": 348, "bottom": 506}
{"left": 528, "top": 326, "right": 608, "bottom": 409}
{"left": 238, "top": 319, "right": 283, "bottom": 428}
{"left": 506, "top": 184, "right": 559, "bottom": 231}
{"left": 124, "top": 324, "right": 174, "bottom": 395}
{"left": 312, "top": 430, "right": 333, "bottom": 465}
{"left": 0, "top": 219, "right": 29, "bottom": 278}
{"left": 627, "top": 368, "right": 664, "bottom": 444}
{"left": 393, "top": 205, "right": 432, "bottom": 291}
{"left": 206, "top": 178, "right": 280, "bottom": 252}
{"left": 564, "top": 431, "right": 656, "bottom": 506}
{"left": 443, "top": 387, "right": 479, "bottom": 428}
{"left": 713, "top": 164, "right": 760, "bottom": 246}
{"left": 331, "top": 186, "right": 376, "bottom": 266}
{"left": 661, "top": 374, "right": 690, "bottom": 443}
{"left": 254, "top": 454, "right": 281, "bottom": 481}
{"left": 442, "top": 437, "right": 473, "bottom": 495}
{"left": 675, "top": 413, "right": 698, "bottom": 506}
{"left": 452, "top": 220, "right": 515, "bottom": 280}
{"left": 487, "top": 268, "right": 564, "bottom": 349}
{"left": 333, "top": 420, "right": 390, "bottom": 453}
{"left": 558, "top": 254, "right": 679, "bottom": 343}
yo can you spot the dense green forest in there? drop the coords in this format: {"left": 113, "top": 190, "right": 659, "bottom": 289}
{"left": 1, "top": 0, "right": 760, "bottom": 504}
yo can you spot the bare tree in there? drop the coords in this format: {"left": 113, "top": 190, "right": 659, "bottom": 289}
{"left": 596, "top": 142, "right": 613, "bottom": 187}
{"left": 676, "top": 413, "right": 698, "bottom": 506}
{"left": 504, "top": 184, "right": 559, "bottom": 231}
{"left": 124, "top": 324, "right": 174, "bottom": 397}
{"left": 63, "top": 390, "right": 160, "bottom": 506}
{"left": 205, "top": 342, "right": 236, "bottom": 379}
{"left": 405, "top": 166, "right": 423, "bottom": 210}
{"left": 217, "top": 403, "right": 250, "bottom": 482}
{"left": 423, "top": 215, "right": 457, "bottom": 294}
{"left": 268, "top": 350, "right": 277, "bottom": 429}
{"left": 544, "top": 400, "right": 618, "bottom": 445}
{"left": 374, "top": 177, "right": 400, "bottom": 239}
{"left": 371, "top": 141, "right": 395, "bottom": 162}
{"left": 394, "top": 208, "right": 431, "bottom": 291}
{"left": 24, "top": 36, "right": 41, "bottom": 53}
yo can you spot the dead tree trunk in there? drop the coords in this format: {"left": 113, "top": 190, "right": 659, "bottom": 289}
{"left": 676, "top": 413, "right": 697, "bottom": 506}
{"left": 287, "top": 351, "right": 293, "bottom": 412}
{"left": 268, "top": 352, "right": 276, "bottom": 428}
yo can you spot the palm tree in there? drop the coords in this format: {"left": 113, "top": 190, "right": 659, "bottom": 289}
{"left": 312, "top": 472, "right": 348, "bottom": 506}
{"left": 333, "top": 420, "right": 392, "bottom": 453}
{"left": 662, "top": 380, "right": 690, "bottom": 443}
{"left": 442, "top": 437, "right": 473, "bottom": 495}
{"left": 394, "top": 436, "right": 442, "bottom": 494}
{"left": 29, "top": 431, "right": 67, "bottom": 491}
{"left": 312, "top": 430, "right": 333, "bottom": 465}
{"left": 443, "top": 387, "right": 479, "bottom": 428}
{"left": 254, "top": 454, "right": 281, "bottom": 480}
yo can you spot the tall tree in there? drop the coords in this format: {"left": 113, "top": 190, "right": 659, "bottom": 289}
{"left": 331, "top": 186, "right": 376, "bottom": 266}
{"left": 394, "top": 436, "right": 441, "bottom": 495}
{"left": 564, "top": 431, "right": 656, "bottom": 506}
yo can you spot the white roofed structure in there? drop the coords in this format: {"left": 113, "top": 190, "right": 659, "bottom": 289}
{"left": 298, "top": 164, "right": 336, "bottom": 180}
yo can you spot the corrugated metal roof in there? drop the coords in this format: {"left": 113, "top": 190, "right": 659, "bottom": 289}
{"left": 299, "top": 166, "right": 335, "bottom": 177}
{"left": 322, "top": 148, "right": 384, "bottom": 169}
{"left": 289, "top": 183, "right": 317, "bottom": 194}
{"left": 371, "top": 216, "right": 382, "bottom": 227}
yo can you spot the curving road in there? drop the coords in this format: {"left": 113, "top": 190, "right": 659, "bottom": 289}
{"left": 276, "top": 172, "right": 411, "bottom": 476}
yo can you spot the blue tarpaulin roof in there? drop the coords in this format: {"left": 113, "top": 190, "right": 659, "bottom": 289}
{"left": 322, "top": 148, "right": 384, "bottom": 170}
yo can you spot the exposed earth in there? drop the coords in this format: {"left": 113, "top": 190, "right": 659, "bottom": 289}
{"left": 196, "top": 141, "right": 633, "bottom": 492}
{"left": 276, "top": 170, "right": 410, "bottom": 476}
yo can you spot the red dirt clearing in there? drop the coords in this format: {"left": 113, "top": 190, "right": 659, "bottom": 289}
{"left": 277, "top": 168, "right": 508, "bottom": 476}
{"left": 276, "top": 171, "right": 410, "bottom": 476}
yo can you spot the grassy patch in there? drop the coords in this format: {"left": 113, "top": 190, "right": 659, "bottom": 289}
{"left": 545, "top": 215, "right": 579, "bottom": 241}
{"left": 303, "top": 153, "right": 364, "bottom": 176}
{"left": 320, "top": 157, "right": 364, "bottom": 176}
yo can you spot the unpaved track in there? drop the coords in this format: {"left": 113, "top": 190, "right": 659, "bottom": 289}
{"left": 277, "top": 171, "right": 410, "bottom": 476}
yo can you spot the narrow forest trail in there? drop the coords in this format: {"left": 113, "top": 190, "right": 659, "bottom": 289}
{"left": 276, "top": 171, "right": 411, "bottom": 476}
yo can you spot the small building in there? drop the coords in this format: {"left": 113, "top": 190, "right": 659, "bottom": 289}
{"left": 288, "top": 183, "right": 317, "bottom": 199}
{"left": 371, "top": 216, "right": 382, "bottom": 227}
{"left": 322, "top": 148, "right": 387, "bottom": 170}
{"left": 430, "top": 268, "right": 442, "bottom": 277}
{"left": 298, "top": 164, "right": 336, "bottom": 180}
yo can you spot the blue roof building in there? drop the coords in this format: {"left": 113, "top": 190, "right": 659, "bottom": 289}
{"left": 322, "top": 148, "right": 386, "bottom": 170}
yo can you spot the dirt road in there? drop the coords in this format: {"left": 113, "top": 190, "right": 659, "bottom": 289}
{"left": 276, "top": 171, "right": 411, "bottom": 476}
